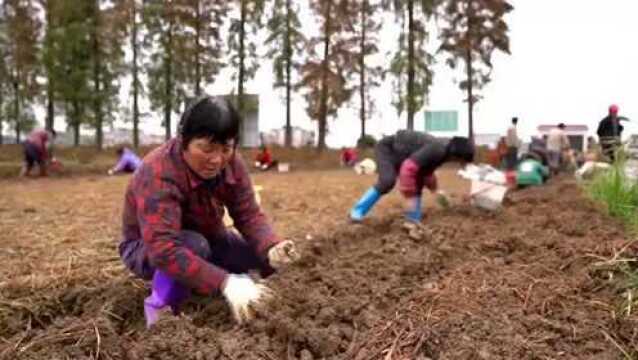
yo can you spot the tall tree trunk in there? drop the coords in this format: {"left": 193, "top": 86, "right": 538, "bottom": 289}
{"left": 73, "top": 101, "right": 80, "bottom": 147}
{"left": 237, "top": 0, "right": 246, "bottom": 117}
{"left": 395, "top": 10, "right": 406, "bottom": 119}
{"left": 406, "top": 0, "right": 415, "bottom": 130}
{"left": 317, "top": 0, "right": 333, "bottom": 151}
{"left": 195, "top": 0, "right": 202, "bottom": 96}
{"left": 466, "top": 47, "right": 474, "bottom": 142}
{"left": 164, "top": 12, "right": 173, "bottom": 141}
{"left": 466, "top": 0, "right": 474, "bottom": 142}
{"left": 46, "top": 84, "right": 54, "bottom": 132}
{"left": 132, "top": 0, "right": 140, "bottom": 148}
{"left": 0, "top": 88, "right": 3, "bottom": 144}
{"left": 284, "top": 0, "right": 292, "bottom": 147}
{"left": 45, "top": 3, "right": 54, "bottom": 133}
{"left": 92, "top": 5, "right": 103, "bottom": 150}
{"left": 13, "top": 79, "right": 20, "bottom": 144}
{"left": 359, "top": 0, "right": 367, "bottom": 142}
{"left": 74, "top": 123, "right": 80, "bottom": 146}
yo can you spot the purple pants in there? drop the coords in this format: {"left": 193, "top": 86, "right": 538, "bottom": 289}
{"left": 121, "top": 162, "right": 137, "bottom": 173}
{"left": 23, "top": 142, "right": 44, "bottom": 169}
{"left": 119, "top": 230, "right": 274, "bottom": 282}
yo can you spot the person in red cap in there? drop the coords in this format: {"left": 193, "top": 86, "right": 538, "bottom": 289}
{"left": 340, "top": 147, "right": 358, "bottom": 167}
{"left": 597, "top": 104, "right": 629, "bottom": 162}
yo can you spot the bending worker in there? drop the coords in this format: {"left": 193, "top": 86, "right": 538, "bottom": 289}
{"left": 118, "top": 96, "right": 299, "bottom": 327}
{"left": 108, "top": 146, "right": 142, "bottom": 175}
{"left": 516, "top": 153, "right": 550, "bottom": 187}
{"left": 254, "top": 145, "right": 277, "bottom": 171}
{"left": 20, "top": 128, "right": 57, "bottom": 177}
{"left": 350, "top": 130, "right": 474, "bottom": 223}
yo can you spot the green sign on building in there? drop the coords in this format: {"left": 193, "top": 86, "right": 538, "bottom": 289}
{"left": 425, "top": 111, "right": 458, "bottom": 132}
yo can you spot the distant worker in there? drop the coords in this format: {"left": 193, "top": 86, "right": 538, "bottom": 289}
{"left": 254, "top": 145, "right": 277, "bottom": 171}
{"left": 516, "top": 153, "right": 550, "bottom": 187}
{"left": 108, "top": 147, "right": 142, "bottom": 175}
{"left": 340, "top": 147, "right": 358, "bottom": 167}
{"left": 546, "top": 123, "right": 571, "bottom": 175}
{"left": 349, "top": 130, "right": 474, "bottom": 223}
{"left": 597, "top": 104, "right": 629, "bottom": 162}
{"left": 505, "top": 117, "right": 520, "bottom": 170}
{"left": 496, "top": 136, "right": 509, "bottom": 169}
{"left": 20, "top": 128, "right": 58, "bottom": 177}
{"left": 529, "top": 136, "right": 549, "bottom": 166}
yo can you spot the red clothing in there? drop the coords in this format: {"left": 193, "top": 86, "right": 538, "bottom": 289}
{"left": 256, "top": 149, "right": 273, "bottom": 165}
{"left": 341, "top": 148, "right": 358, "bottom": 164}
{"left": 397, "top": 158, "right": 438, "bottom": 197}
{"left": 26, "top": 129, "right": 52, "bottom": 159}
{"left": 121, "top": 138, "right": 280, "bottom": 295}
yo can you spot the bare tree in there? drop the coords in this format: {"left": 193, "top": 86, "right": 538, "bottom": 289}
{"left": 301, "top": 0, "right": 357, "bottom": 151}
{"left": 439, "top": 0, "right": 513, "bottom": 140}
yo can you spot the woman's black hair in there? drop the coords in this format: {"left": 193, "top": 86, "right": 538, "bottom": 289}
{"left": 447, "top": 136, "right": 475, "bottom": 163}
{"left": 178, "top": 96, "right": 241, "bottom": 149}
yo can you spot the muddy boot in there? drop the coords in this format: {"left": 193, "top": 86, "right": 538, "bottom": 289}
{"left": 350, "top": 187, "right": 381, "bottom": 222}
{"left": 144, "top": 270, "right": 191, "bottom": 328}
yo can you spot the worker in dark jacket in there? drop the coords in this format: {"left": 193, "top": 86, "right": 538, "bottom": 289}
{"left": 597, "top": 104, "right": 629, "bottom": 162}
{"left": 349, "top": 130, "right": 474, "bottom": 223}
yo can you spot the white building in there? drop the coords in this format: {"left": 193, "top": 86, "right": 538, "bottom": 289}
{"left": 537, "top": 124, "right": 589, "bottom": 152}
{"left": 261, "top": 126, "right": 315, "bottom": 148}
{"left": 240, "top": 108, "right": 260, "bottom": 148}
{"left": 474, "top": 133, "right": 502, "bottom": 149}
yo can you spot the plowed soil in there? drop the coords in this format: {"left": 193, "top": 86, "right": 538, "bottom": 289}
{"left": 1, "top": 168, "right": 636, "bottom": 359}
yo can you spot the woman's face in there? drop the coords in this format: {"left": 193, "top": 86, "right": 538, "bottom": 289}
{"left": 183, "top": 138, "right": 235, "bottom": 179}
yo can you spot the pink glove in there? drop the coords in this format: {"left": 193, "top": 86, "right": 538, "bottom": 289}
{"left": 398, "top": 159, "right": 420, "bottom": 198}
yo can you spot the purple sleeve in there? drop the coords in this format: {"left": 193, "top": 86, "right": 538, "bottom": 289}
{"left": 113, "top": 156, "right": 129, "bottom": 172}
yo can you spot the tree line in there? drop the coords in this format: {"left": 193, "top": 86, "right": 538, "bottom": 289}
{"left": 0, "top": 0, "right": 512, "bottom": 150}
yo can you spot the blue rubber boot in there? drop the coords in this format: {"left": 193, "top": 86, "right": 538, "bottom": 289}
{"left": 144, "top": 270, "right": 191, "bottom": 328}
{"left": 405, "top": 196, "right": 422, "bottom": 223}
{"left": 350, "top": 187, "right": 382, "bottom": 222}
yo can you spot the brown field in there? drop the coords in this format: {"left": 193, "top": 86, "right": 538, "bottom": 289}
{"left": 1, "top": 160, "right": 637, "bottom": 359}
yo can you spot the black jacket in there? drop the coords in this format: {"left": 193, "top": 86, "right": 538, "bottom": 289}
{"left": 597, "top": 116, "right": 624, "bottom": 138}
{"left": 378, "top": 130, "right": 448, "bottom": 174}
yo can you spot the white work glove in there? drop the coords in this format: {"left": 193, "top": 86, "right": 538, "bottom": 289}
{"left": 221, "top": 274, "right": 272, "bottom": 324}
{"left": 435, "top": 190, "right": 450, "bottom": 208}
{"left": 267, "top": 240, "right": 300, "bottom": 269}
{"left": 107, "top": 169, "right": 114, "bottom": 176}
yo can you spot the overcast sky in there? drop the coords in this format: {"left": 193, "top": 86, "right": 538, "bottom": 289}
{"left": 32, "top": 0, "right": 638, "bottom": 148}
{"left": 239, "top": 0, "right": 638, "bottom": 147}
